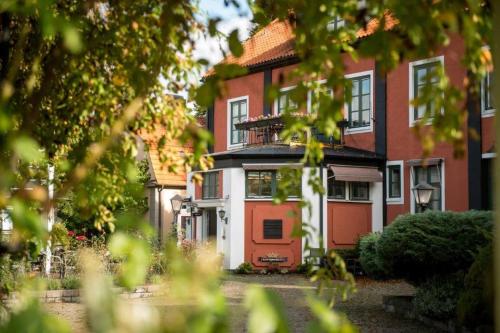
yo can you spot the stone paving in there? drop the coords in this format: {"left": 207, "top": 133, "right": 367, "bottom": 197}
{"left": 45, "top": 274, "right": 443, "bottom": 332}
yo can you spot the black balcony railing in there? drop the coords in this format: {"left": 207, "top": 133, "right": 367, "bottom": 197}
{"left": 234, "top": 115, "right": 344, "bottom": 147}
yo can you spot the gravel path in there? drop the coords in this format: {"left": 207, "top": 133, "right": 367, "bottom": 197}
{"left": 45, "top": 275, "right": 442, "bottom": 333}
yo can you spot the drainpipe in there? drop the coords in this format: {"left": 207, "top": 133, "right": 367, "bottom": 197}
{"left": 157, "top": 186, "right": 164, "bottom": 243}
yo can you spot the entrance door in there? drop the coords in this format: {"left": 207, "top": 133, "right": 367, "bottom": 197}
{"left": 206, "top": 208, "right": 217, "bottom": 240}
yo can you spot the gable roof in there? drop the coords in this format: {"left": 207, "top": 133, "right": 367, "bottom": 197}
{"left": 207, "top": 13, "right": 397, "bottom": 75}
{"left": 140, "top": 126, "right": 189, "bottom": 188}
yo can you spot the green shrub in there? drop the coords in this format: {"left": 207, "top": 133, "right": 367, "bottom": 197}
{"left": 235, "top": 262, "right": 253, "bottom": 274}
{"left": 0, "top": 256, "right": 27, "bottom": 294}
{"left": 61, "top": 276, "right": 80, "bottom": 290}
{"left": 45, "top": 278, "right": 62, "bottom": 290}
{"left": 457, "top": 244, "right": 493, "bottom": 330}
{"left": 413, "top": 273, "right": 465, "bottom": 320}
{"left": 295, "top": 262, "right": 313, "bottom": 275}
{"left": 358, "top": 233, "right": 387, "bottom": 279}
{"left": 377, "top": 210, "right": 492, "bottom": 284}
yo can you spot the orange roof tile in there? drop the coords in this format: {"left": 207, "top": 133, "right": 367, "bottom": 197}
{"left": 140, "top": 126, "right": 190, "bottom": 187}
{"left": 207, "top": 13, "right": 398, "bottom": 75}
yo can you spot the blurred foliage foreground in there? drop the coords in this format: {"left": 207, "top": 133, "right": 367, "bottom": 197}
{"left": 0, "top": 0, "right": 495, "bottom": 332}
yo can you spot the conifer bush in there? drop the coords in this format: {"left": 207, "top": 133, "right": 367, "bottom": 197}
{"left": 376, "top": 210, "right": 492, "bottom": 284}
{"left": 358, "top": 233, "right": 388, "bottom": 279}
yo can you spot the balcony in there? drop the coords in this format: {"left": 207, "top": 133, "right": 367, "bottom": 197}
{"left": 234, "top": 115, "right": 345, "bottom": 147}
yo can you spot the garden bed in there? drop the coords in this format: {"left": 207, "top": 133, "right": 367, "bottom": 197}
{"left": 383, "top": 295, "right": 474, "bottom": 333}
{"left": 1, "top": 284, "right": 163, "bottom": 304}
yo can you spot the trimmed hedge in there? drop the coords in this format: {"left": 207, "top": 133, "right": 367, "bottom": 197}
{"left": 457, "top": 244, "right": 494, "bottom": 329}
{"left": 377, "top": 210, "right": 492, "bottom": 284}
{"left": 413, "top": 273, "right": 465, "bottom": 320}
{"left": 358, "top": 233, "right": 387, "bottom": 279}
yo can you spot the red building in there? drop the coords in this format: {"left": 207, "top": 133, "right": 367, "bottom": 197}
{"left": 185, "top": 18, "right": 495, "bottom": 270}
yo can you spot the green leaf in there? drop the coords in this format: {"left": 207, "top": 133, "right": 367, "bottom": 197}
{"left": 108, "top": 232, "right": 150, "bottom": 289}
{"left": 245, "top": 285, "right": 289, "bottom": 333}
{"left": 12, "top": 136, "right": 44, "bottom": 163}
{"left": 63, "top": 25, "right": 82, "bottom": 53}
{"left": 228, "top": 29, "right": 243, "bottom": 57}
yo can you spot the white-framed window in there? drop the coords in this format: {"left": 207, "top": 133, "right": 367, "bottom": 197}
{"left": 327, "top": 170, "right": 370, "bottom": 202}
{"left": 409, "top": 56, "right": 444, "bottom": 126}
{"left": 345, "top": 70, "right": 374, "bottom": 134}
{"left": 386, "top": 161, "right": 404, "bottom": 204}
{"left": 227, "top": 96, "right": 248, "bottom": 149}
{"left": 327, "top": 16, "right": 345, "bottom": 31}
{"left": 410, "top": 161, "right": 445, "bottom": 213}
{"left": 202, "top": 171, "right": 219, "bottom": 200}
{"left": 274, "top": 86, "right": 298, "bottom": 115}
{"left": 481, "top": 70, "right": 495, "bottom": 117}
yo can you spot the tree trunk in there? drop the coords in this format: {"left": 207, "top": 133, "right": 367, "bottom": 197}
{"left": 492, "top": 2, "right": 500, "bottom": 332}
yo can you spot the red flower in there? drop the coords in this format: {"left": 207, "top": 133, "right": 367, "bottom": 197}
{"left": 67, "top": 231, "right": 75, "bottom": 237}
{"left": 75, "top": 235, "right": 87, "bottom": 241}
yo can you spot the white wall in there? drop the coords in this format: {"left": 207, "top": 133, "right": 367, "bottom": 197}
{"left": 227, "top": 168, "right": 245, "bottom": 269}
{"left": 322, "top": 167, "right": 328, "bottom": 249}
{"left": 301, "top": 167, "right": 322, "bottom": 262}
{"left": 371, "top": 182, "right": 383, "bottom": 233}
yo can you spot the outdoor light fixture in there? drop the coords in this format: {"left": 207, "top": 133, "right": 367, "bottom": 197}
{"left": 218, "top": 209, "right": 228, "bottom": 224}
{"left": 170, "top": 194, "right": 184, "bottom": 215}
{"left": 412, "top": 182, "right": 435, "bottom": 211}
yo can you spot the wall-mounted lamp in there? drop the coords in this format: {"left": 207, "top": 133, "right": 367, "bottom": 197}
{"left": 218, "top": 209, "right": 228, "bottom": 224}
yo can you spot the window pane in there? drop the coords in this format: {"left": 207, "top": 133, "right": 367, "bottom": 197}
{"left": 361, "top": 78, "right": 370, "bottom": 94}
{"left": 388, "top": 166, "right": 401, "bottom": 198}
{"left": 361, "top": 110, "right": 370, "bottom": 126}
{"left": 260, "top": 171, "right": 273, "bottom": 196}
{"left": 240, "top": 100, "right": 247, "bottom": 116}
{"left": 361, "top": 94, "right": 370, "bottom": 110}
{"left": 351, "top": 96, "right": 359, "bottom": 111}
{"left": 350, "top": 182, "right": 369, "bottom": 200}
{"left": 247, "top": 172, "right": 260, "bottom": 197}
{"left": 333, "top": 181, "right": 346, "bottom": 199}
{"left": 352, "top": 80, "right": 360, "bottom": 95}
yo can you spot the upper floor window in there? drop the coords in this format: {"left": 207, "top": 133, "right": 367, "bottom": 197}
{"left": 386, "top": 161, "right": 403, "bottom": 204}
{"left": 482, "top": 70, "right": 495, "bottom": 116}
{"left": 246, "top": 170, "right": 301, "bottom": 198}
{"left": 409, "top": 57, "right": 443, "bottom": 125}
{"left": 276, "top": 87, "right": 298, "bottom": 115}
{"left": 346, "top": 74, "right": 371, "bottom": 130}
{"left": 228, "top": 97, "right": 248, "bottom": 145}
{"left": 202, "top": 172, "right": 219, "bottom": 199}
{"left": 327, "top": 16, "right": 345, "bottom": 31}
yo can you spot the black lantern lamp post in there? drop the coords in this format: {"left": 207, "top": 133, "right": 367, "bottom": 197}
{"left": 412, "top": 182, "right": 435, "bottom": 211}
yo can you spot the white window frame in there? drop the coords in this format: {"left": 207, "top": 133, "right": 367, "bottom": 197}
{"left": 227, "top": 96, "right": 249, "bottom": 150}
{"left": 274, "top": 86, "right": 297, "bottom": 116}
{"left": 408, "top": 55, "right": 445, "bottom": 127}
{"left": 409, "top": 161, "right": 445, "bottom": 214}
{"left": 344, "top": 70, "right": 374, "bottom": 134}
{"left": 482, "top": 152, "right": 496, "bottom": 159}
{"left": 481, "top": 72, "right": 495, "bottom": 118}
{"left": 386, "top": 160, "right": 404, "bottom": 204}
